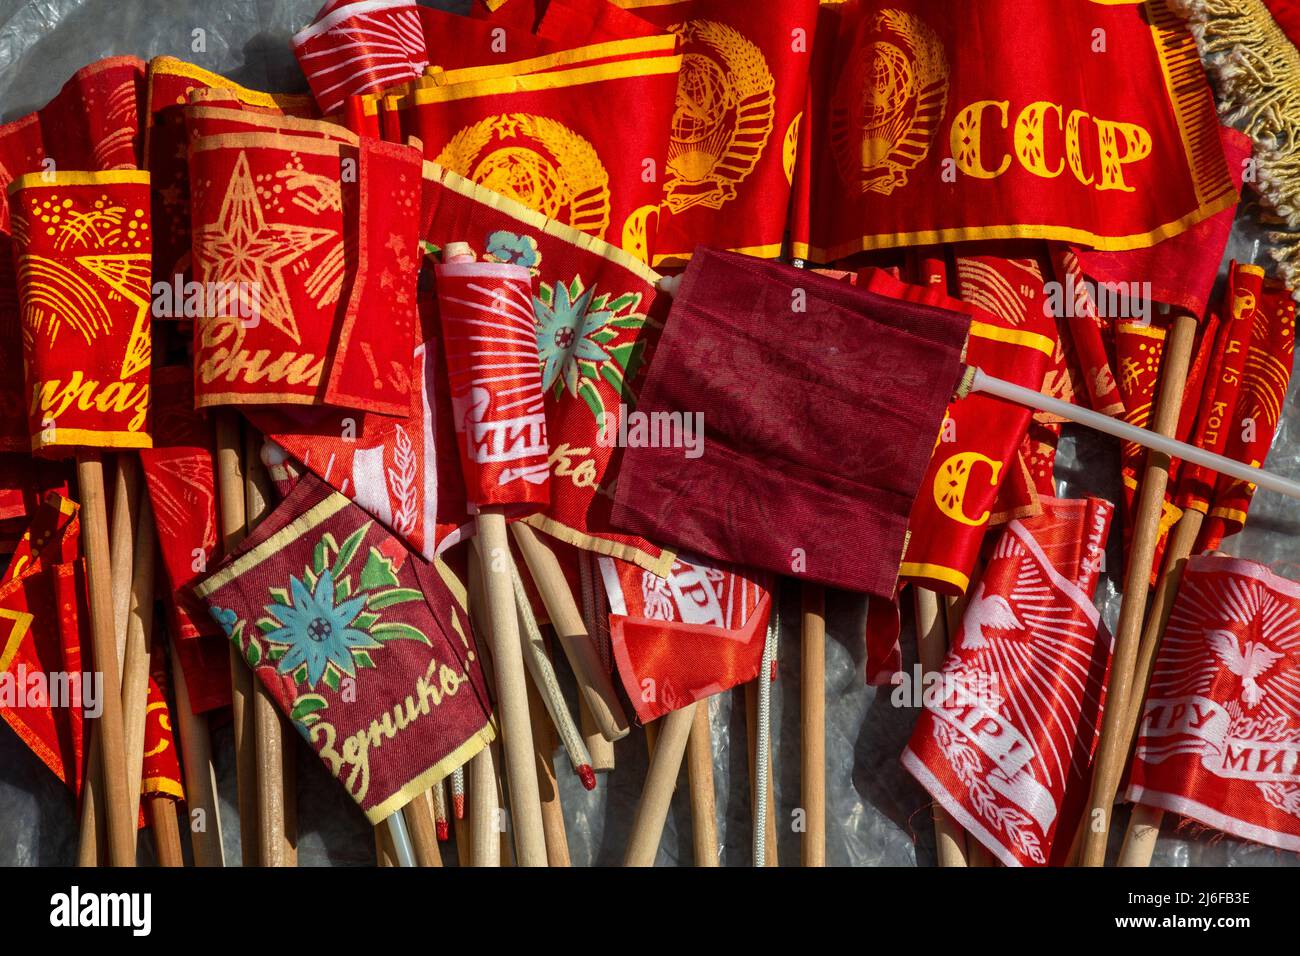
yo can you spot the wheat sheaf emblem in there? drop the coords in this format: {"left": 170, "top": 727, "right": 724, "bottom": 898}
{"left": 662, "top": 19, "right": 776, "bottom": 214}
{"left": 830, "top": 8, "right": 949, "bottom": 196}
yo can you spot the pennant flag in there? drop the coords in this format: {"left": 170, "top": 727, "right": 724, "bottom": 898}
{"left": 292, "top": 0, "right": 430, "bottom": 115}
{"left": 902, "top": 496, "right": 1115, "bottom": 866}
{"left": 598, "top": 551, "right": 772, "bottom": 722}
{"left": 138, "top": 365, "right": 230, "bottom": 713}
{"left": 388, "top": 37, "right": 682, "bottom": 262}
{"left": 145, "top": 57, "right": 318, "bottom": 293}
{"left": 8, "top": 170, "right": 153, "bottom": 452}
{"left": 610, "top": 247, "right": 969, "bottom": 597}
{"left": 434, "top": 259, "right": 552, "bottom": 513}
{"left": 1127, "top": 555, "right": 1300, "bottom": 853}
{"left": 0, "top": 493, "right": 88, "bottom": 793}
{"left": 894, "top": 257, "right": 1056, "bottom": 596}
{"left": 186, "top": 104, "right": 423, "bottom": 415}
{"left": 0, "top": 58, "right": 146, "bottom": 454}
{"left": 606, "top": 0, "right": 821, "bottom": 268}
{"left": 1197, "top": 275, "right": 1296, "bottom": 551}
{"left": 791, "top": 0, "right": 1237, "bottom": 262}
{"left": 140, "top": 646, "right": 185, "bottom": 804}
{"left": 193, "top": 474, "right": 494, "bottom": 823}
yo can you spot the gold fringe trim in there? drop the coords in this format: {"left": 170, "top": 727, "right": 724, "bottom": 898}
{"left": 1170, "top": 0, "right": 1300, "bottom": 295}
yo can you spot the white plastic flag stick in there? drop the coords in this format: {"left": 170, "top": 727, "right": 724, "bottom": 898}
{"left": 968, "top": 368, "right": 1300, "bottom": 501}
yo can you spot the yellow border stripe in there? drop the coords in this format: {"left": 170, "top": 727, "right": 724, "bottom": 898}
{"left": 898, "top": 561, "right": 970, "bottom": 593}
{"left": 409, "top": 55, "right": 681, "bottom": 106}
{"left": 194, "top": 492, "right": 351, "bottom": 597}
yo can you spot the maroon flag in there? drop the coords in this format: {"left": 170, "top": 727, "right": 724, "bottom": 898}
{"left": 610, "top": 247, "right": 969, "bottom": 597}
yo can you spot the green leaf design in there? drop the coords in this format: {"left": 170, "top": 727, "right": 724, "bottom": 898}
{"left": 289, "top": 695, "right": 329, "bottom": 724}
{"left": 366, "top": 588, "right": 424, "bottom": 611}
{"left": 578, "top": 379, "right": 605, "bottom": 421}
{"left": 372, "top": 622, "right": 432, "bottom": 645}
{"left": 331, "top": 523, "right": 370, "bottom": 580}
{"left": 360, "top": 547, "right": 400, "bottom": 591}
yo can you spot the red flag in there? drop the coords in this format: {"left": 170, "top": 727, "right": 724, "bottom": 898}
{"left": 902, "top": 496, "right": 1114, "bottom": 866}
{"left": 791, "top": 0, "right": 1236, "bottom": 262}
{"left": 1127, "top": 555, "right": 1300, "bottom": 853}
{"left": 598, "top": 551, "right": 771, "bottom": 722}
{"left": 193, "top": 474, "right": 494, "bottom": 823}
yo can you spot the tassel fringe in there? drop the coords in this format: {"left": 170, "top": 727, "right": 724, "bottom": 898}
{"left": 1171, "top": 0, "right": 1300, "bottom": 293}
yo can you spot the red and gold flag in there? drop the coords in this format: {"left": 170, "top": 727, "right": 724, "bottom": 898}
{"left": 791, "top": 0, "right": 1237, "bottom": 263}
{"left": 896, "top": 257, "right": 1056, "bottom": 595}
{"left": 389, "top": 38, "right": 681, "bottom": 263}
{"left": 9, "top": 171, "right": 153, "bottom": 452}
{"left": 186, "top": 107, "right": 423, "bottom": 415}
{"left": 902, "top": 496, "right": 1114, "bottom": 866}
{"left": 193, "top": 474, "right": 494, "bottom": 823}
{"left": 0, "top": 493, "right": 87, "bottom": 793}
{"left": 1127, "top": 555, "right": 1300, "bottom": 853}
{"left": 598, "top": 551, "right": 771, "bottom": 722}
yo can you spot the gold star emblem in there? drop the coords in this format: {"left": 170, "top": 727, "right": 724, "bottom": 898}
{"left": 194, "top": 151, "right": 335, "bottom": 345}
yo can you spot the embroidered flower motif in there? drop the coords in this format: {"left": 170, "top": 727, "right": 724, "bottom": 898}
{"left": 535, "top": 281, "right": 612, "bottom": 395}
{"left": 263, "top": 569, "right": 381, "bottom": 689}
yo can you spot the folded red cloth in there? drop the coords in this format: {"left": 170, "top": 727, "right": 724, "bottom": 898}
{"left": 610, "top": 247, "right": 969, "bottom": 597}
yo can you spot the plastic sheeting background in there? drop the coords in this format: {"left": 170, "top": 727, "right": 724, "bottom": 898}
{"left": 1, "top": 0, "right": 1298, "bottom": 867}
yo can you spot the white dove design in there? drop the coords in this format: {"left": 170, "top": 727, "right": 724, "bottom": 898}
{"left": 1207, "top": 629, "right": 1284, "bottom": 709}
{"left": 961, "top": 581, "right": 1025, "bottom": 650}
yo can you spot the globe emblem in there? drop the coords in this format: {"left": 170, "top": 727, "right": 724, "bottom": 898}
{"left": 307, "top": 617, "right": 332, "bottom": 643}
{"left": 473, "top": 147, "right": 567, "bottom": 220}
{"left": 672, "top": 54, "right": 729, "bottom": 145}
{"left": 859, "top": 41, "right": 915, "bottom": 168}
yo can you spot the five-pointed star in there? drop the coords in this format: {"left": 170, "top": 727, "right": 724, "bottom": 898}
{"left": 195, "top": 151, "right": 336, "bottom": 345}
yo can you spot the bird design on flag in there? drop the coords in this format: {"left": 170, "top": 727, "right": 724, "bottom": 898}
{"left": 960, "top": 581, "right": 1024, "bottom": 649}
{"left": 1206, "top": 629, "right": 1284, "bottom": 709}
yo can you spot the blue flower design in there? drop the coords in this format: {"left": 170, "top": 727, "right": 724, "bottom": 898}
{"left": 263, "top": 569, "right": 380, "bottom": 688}
{"left": 485, "top": 230, "right": 540, "bottom": 269}
{"left": 535, "top": 281, "right": 612, "bottom": 394}
{"left": 210, "top": 606, "right": 238, "bottom": 636}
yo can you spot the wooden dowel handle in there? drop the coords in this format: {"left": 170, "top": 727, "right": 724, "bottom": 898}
{"left": 477, "top": 511, "right": 547, "bottom": 866}
{"left": 511, "top": 522, "right": 629, "bottom": 741}
{"left": 800, "top": 584, "right": 826, "bottom": 867}
{"left": 624, "top": 702, "right": 697, "bottom": 866}
{"left": 77, "top": 452, "right": 135, "bottom": 867}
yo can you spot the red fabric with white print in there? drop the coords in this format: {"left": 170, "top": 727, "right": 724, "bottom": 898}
{"left": 292, "top": 0, "right": 429, "bottom": 116}
{"left": 901, "top": 497, "right": 1114, "bottom": 866}
{"left": 435, "top": 261, "right": 551, "bottom": 514}
{"left": 1126, "top": 556, "right": 1300, "bottom": 853}
{"left": 598, "top": 552, "right": 772, "bottom": 722}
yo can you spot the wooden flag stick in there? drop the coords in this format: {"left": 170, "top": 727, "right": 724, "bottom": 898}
{"left": 214, "top": 410, "right": 257, "bottom": 864}
{"left": 527, "top": 671, "right": 571, "bottom": 866}
{"left": 147, "top": 797, "right": 185, "bottom": 867}
{"left": 686, "top": 699, "right": 718, "bottom": 866}
{"left": 1113, "top": 513, "right": 1208, "bottom": 866}
{"left": 800, "top": 584, "right": 826, "bottom": 867}
{"left": 121, "top": 493, "right": 158, "bottom": 848}
{"left": 244, "top": 430, "right": 293, "bottom": 867}
{"left": 76, "top": 451, "right": 135, "bottom": 866}
{"left": 624, "top": 701, "right": 697, "bottom": 866}
{"left": 169, "top": 642, "right": 224, "bottom": 866}
{"left": 511, "top": 522, "right": 630, "bottom": 742}
{"left": 1079, "top": 312, "right": 1197, "bottom": 867}
{"left": 915, "top": 587, "right": 969, "bottom": 867}
{"left": 401, "top": 791, "right": 443, "bottom": 867}
{"left": 476, "top": 509, "right": 547, "bottom": 866}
